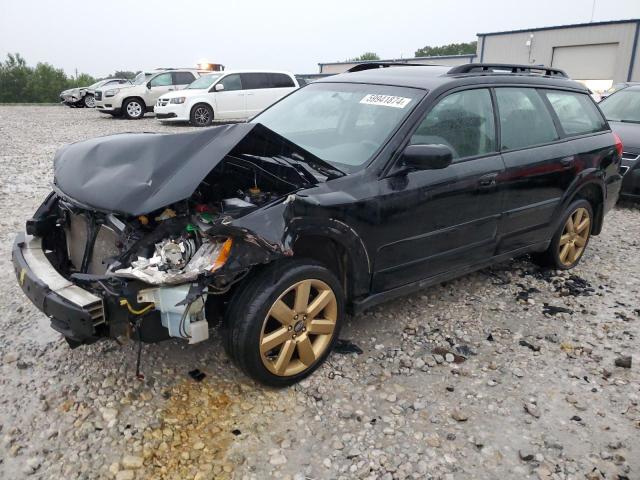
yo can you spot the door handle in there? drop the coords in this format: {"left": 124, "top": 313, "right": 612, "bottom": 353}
{"left": 560, "top": 157, "right": 574, "bottom": 168}
{"left": 478, "top": 173, "right": 498, "bottom": 187}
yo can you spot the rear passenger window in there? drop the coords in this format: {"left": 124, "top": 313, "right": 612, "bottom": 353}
{"left": 241, "top": 73, "right": 270, "bottom": 89}
{"left": 495, "top": 88, "right": 558, "bottom": 150}
{"left": 173, "top": 72, "right": 196, "bottom": 85}
{"left": 218, "top": 74, "right": 242, "bottom": 91}
{"left": 410, "top": 88, "right": 496, "bottom": 160}
{"left": 269, "top": 73, "right": 295, "bottom": 88}
{"left": 543, "top": 90, "right": 607, "bottom": 135}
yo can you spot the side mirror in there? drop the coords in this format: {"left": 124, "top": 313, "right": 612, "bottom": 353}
{"left": 146, "top": 82, "right": 151, "bottom": 89}
{"left": 214, "top": 83, "right": 225, "bottom": 92}
{"left": 401, "top": 144, "right": 453, "bottom": 170}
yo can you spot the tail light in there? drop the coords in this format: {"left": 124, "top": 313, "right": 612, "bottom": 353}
{"left": 613, "top": 132, "right": 623, "bottom": 158}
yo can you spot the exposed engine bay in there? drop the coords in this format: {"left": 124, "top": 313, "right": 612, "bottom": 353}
{"left": 24, "top": 123, "right": 343, "bottom": 347}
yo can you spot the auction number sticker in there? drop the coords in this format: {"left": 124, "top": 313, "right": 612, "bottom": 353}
{"left": 360, "top": 94, "right": 412, "bottom": 108}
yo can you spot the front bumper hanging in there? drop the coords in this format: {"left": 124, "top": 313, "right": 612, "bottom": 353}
{"left": 12, "top": 232, "right": 105, "bottom": 344}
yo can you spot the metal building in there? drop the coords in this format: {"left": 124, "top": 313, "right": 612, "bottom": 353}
{"left": 317, "top": 19, "right": 640, "bottom": 95}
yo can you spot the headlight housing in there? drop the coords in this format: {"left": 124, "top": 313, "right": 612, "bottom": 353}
{"left": 112, "top": 238, "right": 233, "bottom": 285}
{"left": 170, "top": 97, "right": 186, "bottom": 104}
{"left": 105, "top": 89, "right": 119, "bottom": 97}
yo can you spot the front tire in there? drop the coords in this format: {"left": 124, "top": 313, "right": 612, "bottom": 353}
{"left": 531, "top": 199, "right": 593, "bottom": 270}
{"left": 190, "top": 103, "right": 213, "bottom": 127}
{"left": 223, "top": 260, "right": 344, "bottom": 387}
{"left": 123, "top": 98, "right": 145, "bottom": 119}
{"left": 83, "top": 94, "right": 95, "bottom": 108}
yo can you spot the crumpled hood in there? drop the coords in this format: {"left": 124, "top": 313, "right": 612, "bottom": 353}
{"left": 53, "top": 123, "right": 334, "bottom": 216}
{"left": 54, "top": 123, "right": 259, "bottom": 216}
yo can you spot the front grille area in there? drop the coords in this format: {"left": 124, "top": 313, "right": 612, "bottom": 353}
{"left": 621, "top": 151, "right": 639, "bottom": 176}
{"left": 157, "top": 98, "right": 170, "bottom": 107}
{"left": 94, "top": 91, "right": 102, "bottom": 101}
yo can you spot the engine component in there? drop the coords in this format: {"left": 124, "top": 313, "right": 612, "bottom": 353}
{"left": 111, "top": 237, "right": 232, "bottom": 285}
{"left": 137, "top": 284, "right": 209, "bottom": 344}
{"left": 158, "top": 238, "right": 196, "bottom": 270}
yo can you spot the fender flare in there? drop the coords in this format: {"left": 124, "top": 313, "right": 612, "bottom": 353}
{"left": 283, "top": 217, "right": 371, "bottom": 299}
{"left": 556, "top": 169, "right": 605, "bottom": 234}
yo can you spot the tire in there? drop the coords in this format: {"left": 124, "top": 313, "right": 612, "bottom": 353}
{"left": 190, "top": 103, "right": 213, "bottom": 127}
{"left": 222, "top": 259, "right": 344, "bottom": 387}
{"left": 83, "top": 94, "right": 95, "bottom": 108}
{"left": 122, "top": 98, "right": 145, "bottom": 119}
{"left": 531, "top": 199, "right": 593, "bottom": 270}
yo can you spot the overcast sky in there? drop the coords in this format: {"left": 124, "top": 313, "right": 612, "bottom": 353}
{"left": 1, "top": 0, "right": 639, "bottom": 77}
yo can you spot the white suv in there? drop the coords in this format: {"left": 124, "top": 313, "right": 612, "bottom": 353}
{"left": 94, "top": 69, "right": 206, "bottom": 119}
{"left": 154, "top": 70, "right": 299, "bottom": 126}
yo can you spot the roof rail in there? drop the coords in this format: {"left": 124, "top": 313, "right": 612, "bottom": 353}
{"left": 448, "top": 63, "right": 569, "bottom": 78}
{"left": 346, "top": 62, "right": 432, "bottom": 73}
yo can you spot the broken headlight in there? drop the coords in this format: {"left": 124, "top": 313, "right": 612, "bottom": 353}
{"left": 112, "top": 237, "right": 233, "bottom": 285}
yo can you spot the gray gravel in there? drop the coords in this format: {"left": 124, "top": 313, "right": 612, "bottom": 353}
{"left": 0, "top": 106, "right": 639, "bottom": 480}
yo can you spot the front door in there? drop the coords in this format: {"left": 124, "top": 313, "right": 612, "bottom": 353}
{"left": 372, "top": 88, "right": 505, "bottom": 292}
{"left": 212, "top": 74, "right": 246, "bottom": 120}
{"left": 146, "top": 72, "right": 175, "bottom": 107}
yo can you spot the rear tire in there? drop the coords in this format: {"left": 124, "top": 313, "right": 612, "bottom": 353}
{"left": 123, "top": 98, "right": 145, "bottom": 119}
{"left": 222, "top": 259, "right": 344, "bottom": 387}
{"left": 190, "top": 103, "right": 213, "bottom": 127}
{"left": 531, "top": 199, "right": 593, "bottom": 270}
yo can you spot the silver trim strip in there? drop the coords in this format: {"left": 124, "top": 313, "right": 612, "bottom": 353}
{"left": 21, "top": 235, "right": 104, "bottom": 311}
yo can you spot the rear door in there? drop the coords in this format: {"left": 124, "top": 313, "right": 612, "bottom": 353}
{"left": 212, "top": 74, "right": 245, "bottom": 119}
{"left": 172, "top": 71, "right": 197, "bottom": 90}
{"left": 241, "top": 73, "right": 274, "bottom": 117}
{"left": 372, "top": 87, "right": 506, "bottom": 292}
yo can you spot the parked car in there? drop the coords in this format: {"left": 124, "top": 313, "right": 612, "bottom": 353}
{"left": 13, "top": 63, "right": 622, "bottom": 386}
{"left": 155, "top": 70, "right": 299, "bottom": 126}
{"left": 94, "top": 69, "right": 207, "bottom": 119}
{"left": 60, "top": 78, "right": 130, "bottom": 108}
{"left": 599, "top": 85, "right": 640, "bottom": 200}
{"left": 599, "top": 81, "right": 640, "bottom": 101}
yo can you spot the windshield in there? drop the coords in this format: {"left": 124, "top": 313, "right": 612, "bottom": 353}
{"left": 133, "top": 72, "right": 152, "bottom": 85}
{"left": 251, "top": 82, "right": 424, "bottom": 172}
{"left": 600, "top": 90, "right": 640, "bottom": 123}
{"left": 187, "top": 74, "right": 221, "bottom": 89}
{"left": 88, "top": 81, "right": 103, "bottom": 89}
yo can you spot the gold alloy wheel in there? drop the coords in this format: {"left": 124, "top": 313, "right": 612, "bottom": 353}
{"left": 558, "top": 207, "right": 591, "bottom": 267}
{"left": 260, "top": 279, "right": 338, "bottom": 377}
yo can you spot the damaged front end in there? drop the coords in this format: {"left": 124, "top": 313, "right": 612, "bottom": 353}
{"left": 13, "top": 123, "right": 338, "bottom": 347}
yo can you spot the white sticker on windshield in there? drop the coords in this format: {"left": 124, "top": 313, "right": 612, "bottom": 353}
{"left": 360, "top": 94, "right": 412, "bottom": 108}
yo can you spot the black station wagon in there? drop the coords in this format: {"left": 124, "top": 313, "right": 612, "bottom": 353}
{"left": 13, "top": 63, "right": 623, "bottom": 386}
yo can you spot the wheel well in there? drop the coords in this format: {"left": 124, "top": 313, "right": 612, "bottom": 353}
{"left": 190, "top": 102, "right": 213, "bottom": 115}
{"left": 124, "top": 96, "right": 146, "bottom": 108}
{"left": 574, "top": 183, "right": 604, "bottom": 235}
{"left": 293, "top": 236, "right": 349, "bottom": 299}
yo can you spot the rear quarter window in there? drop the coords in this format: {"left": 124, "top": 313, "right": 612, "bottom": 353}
{"left": 269, "top": 73, "right": 295, "bottom": 88}
{"left": 543, "top": 90, "right": 607, "bottom": 136}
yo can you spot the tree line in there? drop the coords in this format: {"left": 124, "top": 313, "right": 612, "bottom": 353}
{"left": 348, "top": 41, "right": 477, "bottom": 63}
{"left": 0, "top": 53, "right": 138, "bottom": 103}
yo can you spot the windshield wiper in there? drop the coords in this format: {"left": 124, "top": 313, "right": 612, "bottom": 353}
{"left": 619, "top": 119, "right": 640, "bottom": 124}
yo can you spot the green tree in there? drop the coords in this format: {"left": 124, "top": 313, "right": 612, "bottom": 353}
{"left": 414, "top": 41, "right": 477, "bottom": 58}
{"left": 26, "top": 62, "right": 70, "bottom": 102}
{"left": 0, "top": 53, "right": 31, "bottom": 102}
{"left": 348, "top": 52, "right": 381, "bottom": 62}
{"left": 72, "top": 73, "right": 98, "bottom": 87}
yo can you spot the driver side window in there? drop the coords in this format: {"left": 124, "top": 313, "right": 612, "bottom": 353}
{"left": 410, "top": 88, "right": 496, "bottom": 160}
{"left": 150, "top": 73, "right": 172, "bottom": 87}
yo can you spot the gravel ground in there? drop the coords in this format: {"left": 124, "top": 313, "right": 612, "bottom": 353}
{"left": 0, "top": 106, "right": 638, "bottom": 480}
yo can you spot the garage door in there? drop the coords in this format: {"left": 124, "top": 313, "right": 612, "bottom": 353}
{"left": 551, "top": 43, "right": 617, "bottom": 80}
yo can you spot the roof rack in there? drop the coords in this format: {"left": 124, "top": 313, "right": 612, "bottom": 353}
{"left": 346, "top": 62, "right": 432, "bottom": 73}
{"left": 448, "top": 63, "right": 568, "bottom": 78}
